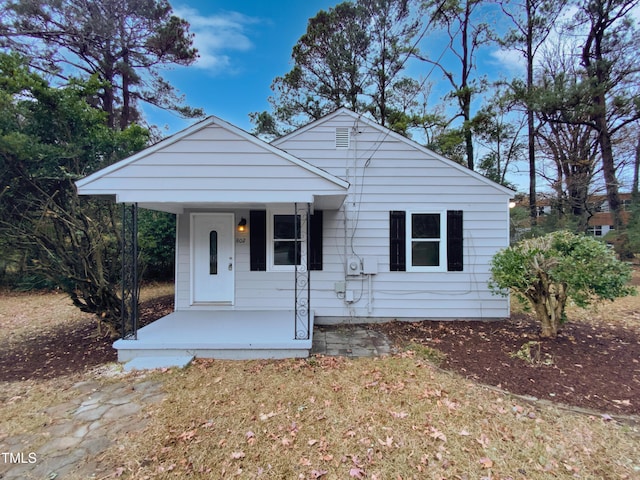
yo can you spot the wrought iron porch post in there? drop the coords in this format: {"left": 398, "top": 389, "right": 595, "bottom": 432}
{"left": 294, "top": 202, "right": 311, "bottom": 340}
{"left": 121, "top": 202, "right": 139, "bottom": 339}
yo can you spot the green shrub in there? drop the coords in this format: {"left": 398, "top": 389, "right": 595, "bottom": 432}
{"left": 490, "top": 231, "right": 635, "bottom": 338}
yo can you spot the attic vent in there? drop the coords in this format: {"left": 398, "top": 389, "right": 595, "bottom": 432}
{"left": 335, "top": 127, "right": 350, "bottom": 149}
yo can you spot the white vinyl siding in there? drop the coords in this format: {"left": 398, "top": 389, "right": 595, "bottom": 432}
{"left": 77, "top": 121, "right": 347, "bottom": 207}
{"left": 272, "top": 110, "right": 513, "bottom": 321}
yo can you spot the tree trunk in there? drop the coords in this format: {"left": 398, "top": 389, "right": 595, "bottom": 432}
{"left": 528, "top": 275, "right": 567, "bottom": 339}
{"left": 526, "top": 0, "right": 537, "bottom": 226}
{"left": 461, "top": 1, "right": 474, "bottom": 171}
{"left": 597, "top": 116, "right": 623, "bottom": 228}
{"left": 632, "top": 132, "right": 640, "bottom": 201}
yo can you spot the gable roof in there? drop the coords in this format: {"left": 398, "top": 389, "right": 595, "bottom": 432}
{"left": 76, "top": 115, "right": 349, "bottom": 211}
{"left": 273, "top": 107, "right": 515, "bottom": 197}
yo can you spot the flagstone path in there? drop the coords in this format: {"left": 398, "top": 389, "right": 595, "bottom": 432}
{"left": 0, "top": 373, "right": 165, "bottom": 479}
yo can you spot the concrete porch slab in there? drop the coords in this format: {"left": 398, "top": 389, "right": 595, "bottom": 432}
{"left": 123, "top": 355, "right": 194, "bottom": 372}
{"left": 114, "top": 310, "right": 314, "bottom": 362}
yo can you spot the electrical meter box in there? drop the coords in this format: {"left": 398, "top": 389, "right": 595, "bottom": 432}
{"left": 362, "top": 256, "right": 378, "bottom": 274}
{"left": 346, "top": 256, "right": 362, "bottom": 276}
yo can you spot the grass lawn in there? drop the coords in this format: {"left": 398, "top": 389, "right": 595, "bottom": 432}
{"left": 0, "top": 283, "right": 639, "bottom": 479}
{"left": 98, "top": 355, "right": 639, "bottom": 479}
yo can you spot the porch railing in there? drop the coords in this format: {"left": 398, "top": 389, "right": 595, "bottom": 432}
{"left": 294, "top": 202, "right": 311, "bottom": 340}
{"left": 120, "top": 202, "right": 139, "bottom": 340}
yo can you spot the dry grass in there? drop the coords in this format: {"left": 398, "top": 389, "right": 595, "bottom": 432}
{"left": 0, "top": 289, "right": 93, "bottom": 344}
{"left": 2, "top": 281, "right": 639, "bottom": 479}
{"left": 0, "top": 374, "right": 87, "bottom": 445}
{"left": 0, "top": 283, "right": 173, "bottom": 440}
{"left": 139, "top": 282, "right": 174, "bottom": 302}
{"left": 105, "top": 355, "right": 640, "bottom": 480}
{"left": 0, "top": 283, "right": 174, "bottom": 343}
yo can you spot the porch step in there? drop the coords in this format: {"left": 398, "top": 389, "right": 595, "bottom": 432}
{"left": 123, "top": 355, "right": 194, "bottom": 372}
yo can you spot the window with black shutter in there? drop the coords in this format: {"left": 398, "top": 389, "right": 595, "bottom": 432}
{"left": 389, "top": 211, "right": 406, "bottom": 271}
{"left": 249, "top": 210, "right": 267, "bottom": 271}
{"left": 250, "top": 209, "right": 324, "bottom": 271}
{"left": 389, "top": 210, "right": 463, "bottom": 272}
{"left": 309, "top": 210, "right": 323, "bottom": 271}
{"left": 447, "top": 210, "right": 463, "bottom": 271}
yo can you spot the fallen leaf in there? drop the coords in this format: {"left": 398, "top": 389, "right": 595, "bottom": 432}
{"left": 377, "top": 436, "right": 393, "bottom": 448}
{"left": 350, "top": 467, "right": 365, "bottom": 478}
{"left": 311, "top": 469, "right": 328, "bottom": 478}
{"left": 259, "top": 411, "right": 276, "bottom": 421}
{"left": 479, "top": 457, "right": 494, "bottom": 469}
{"left": 429, "top": 427, "right": 447, "bottom": 443}
{"left": 231, "top": 451, "right": 245, "bottom": 460}
{"left": 177, "top": 429, "right": 197, "bottom": 442}
{"left": 476, "top": 433, "right": 490, "bottom": 448}
{"left": 390, "top": 411, "right": 409, "bottom": 418}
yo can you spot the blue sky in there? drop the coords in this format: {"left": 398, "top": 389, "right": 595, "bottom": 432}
{"left": 148, "top": 1, "right": 345, "bottom": 135}
{"left": 150, "top": 1, "right": 528, "bottom": 135}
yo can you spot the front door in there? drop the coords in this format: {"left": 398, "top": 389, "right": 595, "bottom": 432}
{"left": 192, "top": 213, "right": 234, "bottom": 304}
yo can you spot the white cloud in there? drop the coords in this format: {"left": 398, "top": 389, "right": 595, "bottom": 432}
{"left": 173, "top": 6, "right": 261, "bottom": 72}
{"left": 489, "top": 48, "right": 526, "bottom": 78}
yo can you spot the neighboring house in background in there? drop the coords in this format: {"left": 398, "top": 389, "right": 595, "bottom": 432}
{"left": 586, "top": 194, "right": 632, "bottom": 237}
{"left": 523, "top": 193, "right": 633, "bottom": 237}
{"left": 76, "top": 108, "right": 515, "bottom": 366}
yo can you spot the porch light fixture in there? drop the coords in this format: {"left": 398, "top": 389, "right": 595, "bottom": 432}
{"left": 237, "top": 217, "right": 247, "bottom": 233}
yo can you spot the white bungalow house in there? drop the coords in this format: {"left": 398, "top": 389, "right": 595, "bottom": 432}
{"left": 76, "top": 108, "right": 514, "bottom": 366}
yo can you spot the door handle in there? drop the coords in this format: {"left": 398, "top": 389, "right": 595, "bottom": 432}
{"left": 228, "top": 263, "right": 233, "bottom": 271}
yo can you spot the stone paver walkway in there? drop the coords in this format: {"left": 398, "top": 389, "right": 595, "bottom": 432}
{"left": 0, "top": 372, "right": 164, "bottom": 480}
{"left": 312, "top": 325, "right": 394, "bottom": 357}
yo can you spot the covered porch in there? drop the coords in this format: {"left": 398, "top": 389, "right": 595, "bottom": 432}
{"left": 74, "top": 115, "right": 348, "bottom": 368}
{"left": 116, "top": 310, "right": 314, "bottom": 366}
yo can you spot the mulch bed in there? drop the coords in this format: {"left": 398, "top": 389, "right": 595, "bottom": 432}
{"left": 0, "top": 295, "right": 173, "bottom": 382}
{"left": 373, "top": 314, "right": 640, "bottom": 416}
{"left": 1, "top": 295, "right": 638, "bottom": 416}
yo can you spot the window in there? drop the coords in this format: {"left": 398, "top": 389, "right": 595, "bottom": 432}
{"left": 390, "top": 210, "right": 463, "bottom": 272}
{"left": 273, "top": 214, "right": 302, "bottom": 266}
{"left": 209, "top": 231, "right": 218, "bottom": 274}
{"left": 587, "top": 225, "right": 603, "bottom": 236}
{"left": 408, "top": 213, "right": 446, "bottom": 271}
{"left": 250, "top": 210, "right": 324, "bottom": 272}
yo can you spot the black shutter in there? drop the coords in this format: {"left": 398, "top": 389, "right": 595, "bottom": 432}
{"left": 389, "top": 211, "right": 406, "bottom": 271}
{"left": 447, "top": 210, "right": 463, "bottom": 271}
{"left": 249, "top": 210, "right": 267, "bottom": 271}
{"left": 309, "top": 210, "right": 323, "bottom": 271}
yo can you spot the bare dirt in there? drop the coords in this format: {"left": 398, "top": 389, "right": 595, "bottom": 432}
{"left": 0, "top": 293, "right": 638, "bottom": 417}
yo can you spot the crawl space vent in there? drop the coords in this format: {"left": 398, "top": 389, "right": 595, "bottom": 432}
{"left": 335, "top": 127, "right": 350, "bottom": 149}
